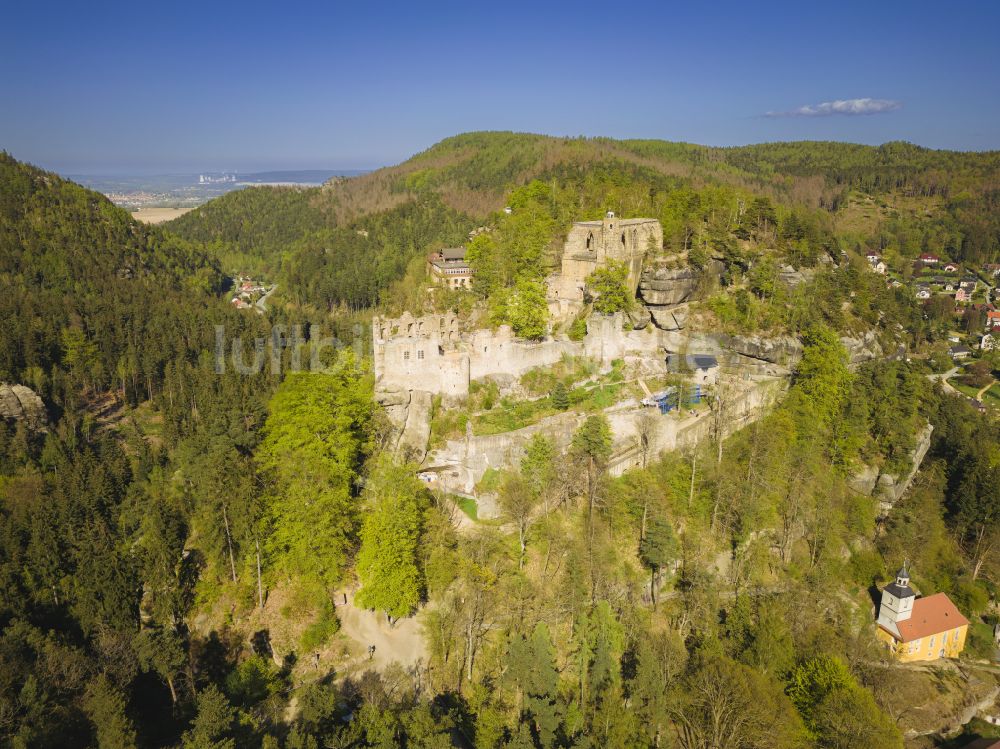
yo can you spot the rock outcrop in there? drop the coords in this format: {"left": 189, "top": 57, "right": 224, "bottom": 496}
{"left": 840, "top": 330, "right": 884, "bottom": 368}
{"left": 638, "top": 259, "right": 723, "bottom": 308}
{"left": 0, "top": 384, "right": 48, "bottom": 432}
{"left": 722, "top": 334, "right": 803, "bottom": 365}
{"left": 848, "top": 421, "right": 934, "bottom": 514}
{"left": 375, "top": 389, "right": 432, "bottom": 462}
{"left": 627, "top": 306, "right": 651, "bottom": 330}
{"left": 778, "top": 264, "right": 816, "bottom": 288}
{"left": 648, "top": 307, "right": 687, "bottom": 331}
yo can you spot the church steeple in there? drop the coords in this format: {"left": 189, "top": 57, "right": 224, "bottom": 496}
{"left": 895, "top": 561, "right": 910, "bottom": 588}
{"left": 878, "top": 560, "right": 916, "bottom": 636}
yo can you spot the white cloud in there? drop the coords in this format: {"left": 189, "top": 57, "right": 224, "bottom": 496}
{"left": 765, "top": 98, "right": 902, "bottom": 118}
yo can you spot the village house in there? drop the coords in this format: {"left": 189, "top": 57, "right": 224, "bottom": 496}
{"left": 865, "top": 251, "right": 887, "bottom": 274}
{"left": 956, "top": 287, "right": 973, "bottom": 303}
{"left": 876, "top": 564, "right": 968, "bottom": 662}
{"left": 982, "top": 333, "right": 997, "bottom": 351}
{"left": 428, "top": 247, "right": 474, "bottom": 289}
{"left": 918, "top": 253, "right": 941, "bottom": 265}
{"left": 987, "top": 310, "right": 1000, "bottom": 330}
{"left": 985, "top": 263, "right": 1000, "bottom": 277}
{"left": 949, "top": 344, "right": 972, "bottom": 360}
{"left": 943, "top": 262, "right": 960, "bottom": 273}
{"left": 915, "top": 286, "right": 931, "bottom": 300}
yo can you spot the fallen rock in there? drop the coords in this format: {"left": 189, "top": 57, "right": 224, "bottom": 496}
{"left": 648, "top": 307, "right": 686, "bottom": 331}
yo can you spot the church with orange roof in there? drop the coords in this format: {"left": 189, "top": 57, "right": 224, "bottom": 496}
{"left": 875, "top": 563, "right": 969, "bottom": 662}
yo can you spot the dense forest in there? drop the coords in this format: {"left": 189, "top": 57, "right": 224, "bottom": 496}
{"left": 1, "top": 135, "right": 1000, "bottom": 748}
{"left": 167, "top": 133, "right": 1000, "bottom": 315}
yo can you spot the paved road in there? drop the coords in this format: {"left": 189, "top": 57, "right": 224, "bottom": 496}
{"left": 255, "top": 284, "right": 277, "bottom": 313}
{"left": 927, "top": 366, "right": 960, "bottom": 396}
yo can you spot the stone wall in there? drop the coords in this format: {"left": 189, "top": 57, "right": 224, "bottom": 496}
{"left": 373, "top": 311, "right": 636, "bottom": 400}
{"left": 373, "top": 312, "right": 469, "bottom": 398}
{"left": 424, "top": 376, "right": 784, "bottom": 510}
{"left": 548, "top": 215, "right": 662, "bottom": 317}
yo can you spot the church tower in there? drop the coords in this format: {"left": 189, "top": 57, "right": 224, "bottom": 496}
{"left": 877, "top": 562, "right": 915, "bottom": 637}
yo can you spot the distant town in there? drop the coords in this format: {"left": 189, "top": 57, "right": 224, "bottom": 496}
{"left": 73, "top": 169, "right": 368, "bottom": 210}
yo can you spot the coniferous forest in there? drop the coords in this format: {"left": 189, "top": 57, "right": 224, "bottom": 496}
{"left": 2, "top": 133, "right": 1000, "bottom": 748}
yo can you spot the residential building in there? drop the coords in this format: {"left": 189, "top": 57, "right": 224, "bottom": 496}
{"left": 982, "top": 333, "right": 997, "bottom": 351}
{"left": 875, "top": 563, "right": 968, "bottom": 662}
{"left": 949, "top": 344, "right": 972, "bottom": 359}
{"left": 956, "top": 288, "right": 972, "bottom": 303}
{"left": 987, "top": 310, "right": 1000, "bottom": 330}
{"left": 915, "top": 286, "right": 931, "bottom": 299}
{"left": 918, "top": 253, "right": 941, "bottom": 265}
{"left": 428, "top": 247, "right": 474, "bottom": 289}
{"left": 865, "top": 251, "right": 887, "bottom": 274}
{"left": 943, "top": 262, "right": 960, "bottom": 273}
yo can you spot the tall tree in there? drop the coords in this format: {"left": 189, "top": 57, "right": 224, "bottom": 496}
{"left": 256, "top": 357, "right": 374, "bottom": 593}
{"left": 355, "top": 460, "right": 427, "bottom": 621}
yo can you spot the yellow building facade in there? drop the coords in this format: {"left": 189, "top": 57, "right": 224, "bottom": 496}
{"left": 876, "top": 565, "right": 969, "bottom": 663}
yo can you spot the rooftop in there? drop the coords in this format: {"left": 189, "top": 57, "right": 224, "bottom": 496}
{"left": 438, "top": 247, "right": 466, "bottom": 261}
{"left": 891, "top": 592, "right": 969, "bottom": 643}
{"left": 667, "top": 353, "right": 719, "bottom": 371}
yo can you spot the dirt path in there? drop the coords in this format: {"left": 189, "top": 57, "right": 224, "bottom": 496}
{"left": 334, "top": 590, "right": 426, "bottom": 671}
{"left": 976, "top": 379, "right": 996, "bottom": 401}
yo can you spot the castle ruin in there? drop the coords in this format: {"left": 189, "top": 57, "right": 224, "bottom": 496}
{"left": 372, "top": 310, "right": 629, "bottom": 400}
{"left": 547, "top": 212, "right": 663, "bottom": 318}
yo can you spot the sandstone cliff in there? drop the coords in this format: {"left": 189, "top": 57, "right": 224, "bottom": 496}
{"left": 0, "top": 384, "right": 48, "bottom": 433}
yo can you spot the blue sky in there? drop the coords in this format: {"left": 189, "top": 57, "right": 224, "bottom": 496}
{"left": 2, "top": 0, "right": 998, "bottom": 173}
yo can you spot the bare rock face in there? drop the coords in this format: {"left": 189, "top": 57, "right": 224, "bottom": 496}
{"left": 850, "top": 422, "right": 934, "bottom": 515}
{"left": 627, "top": 306, "right": 651, "bottom": 330}
{"left": 0, "top": 384, "right": 48, "bottom": 432}
{"left": 840, "top": 330, "right": 884, "bottom": 368}
{"left": 778, "top": 264, "right": 816, "bottom": 288}
{"left": 648, "top": 307, "right": 687, "bottom": 331}
{"left": 638, "top": 260, "right": 723, "bottom": 308}
{"left": 375, "top": 388, "right": 432, "bottom": 463}
{"left": 722, "top": 335, "right": 803, "bottom": 365}
{"left": 398, "top": 390, "right": 432, "bottom": 463}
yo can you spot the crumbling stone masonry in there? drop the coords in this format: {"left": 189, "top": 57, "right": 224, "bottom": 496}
{"left": 547, "top": 213, "right": 663, "bottom": 317}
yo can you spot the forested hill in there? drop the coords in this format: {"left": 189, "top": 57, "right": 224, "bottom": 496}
{"left": 0, "top": 152, "right": 261, "bottom": 416}
{"left": 165, "top": 132, "right": 1000, "bottom": 311}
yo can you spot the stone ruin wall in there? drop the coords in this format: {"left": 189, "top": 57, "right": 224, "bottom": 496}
{"left": 373, "top": 312, "right": 469, "bottom": 398}
{"left": 548, "top": 216, "right": 663, "bottom": 318}
{"left": 425, "top": 375, "right": 785, "bottom": 513}
{"left": 374, "top": 311, "right": 638, "bottom": 400}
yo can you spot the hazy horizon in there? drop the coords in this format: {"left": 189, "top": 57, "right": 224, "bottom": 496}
{"left": 3, "top": 0, "right": 999, "bottom": 174}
